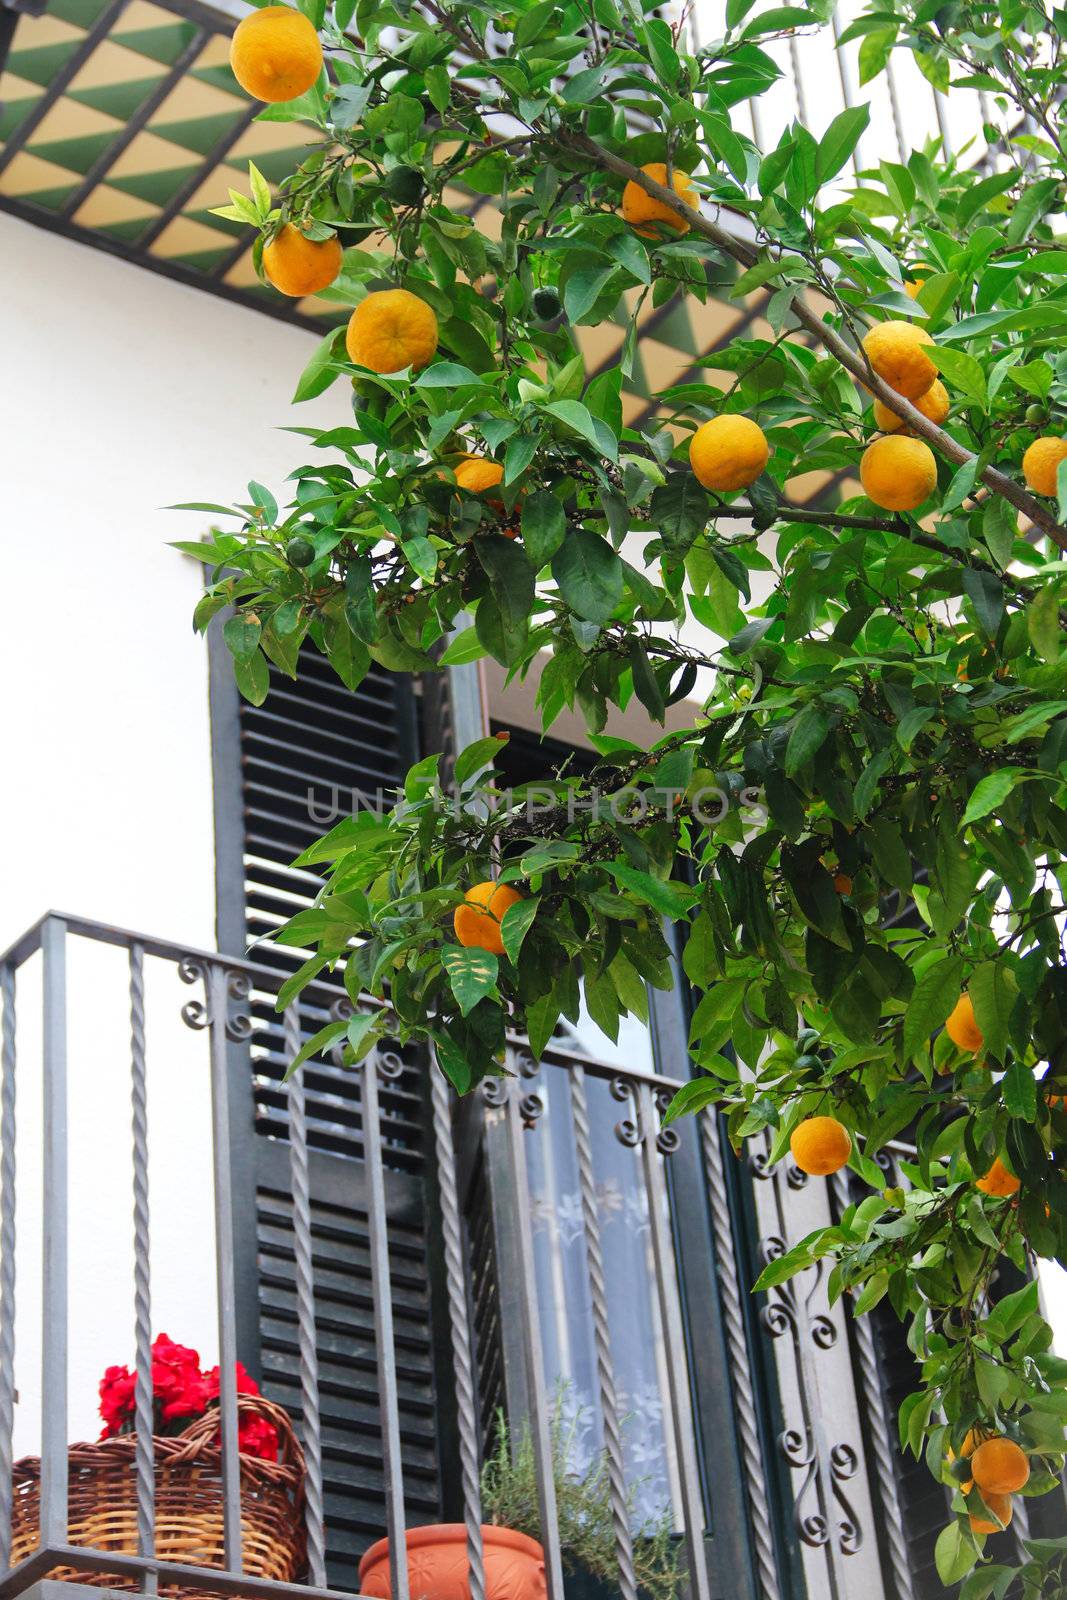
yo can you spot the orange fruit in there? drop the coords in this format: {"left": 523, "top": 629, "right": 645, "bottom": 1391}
{"left": 453, "top": 881, "right": 523, "bottom": 956}
{"left": 976, "top": 1157, "right": 1020, "bottom": 1198}
{"left": 455, "top": 457, "right": 505, "bottom": 500}
{"left": 346, "top": 288, "right": 439, "bottom": 375}
{"left": 969, "top": 1492, "right": 1013, "bottom": 1535}
{"left": 873, "top": 379, "right": 950, "bottom": 433}
{"left": 689, "top": 416, "right": 769, "bottom": 492}
{"left": 229, "top": 6, "right": 322, "bottom": 102}
{"left": 832, "top": 871, "right": 853, "bottom": 896}
{"left": 970, "top": 1438, "right": 1030, "bottom": 1495}
{"left": 860, "top": 436, "right": 937, "bottom": 511}
{"left": 621, "top": 163, "right": 697, "bottom": 238}
{"left": 1022, "top": 436, "right": 1067, "bottom": 497}
{"left": 790, "top": 1116, "right": 852, "bottom": 1176}
{"left": 904, "top": 276, "right": 927, "bottom": 300}
{"left": 862, "top": 319, "right": 938, "bottom": 401}
{"left": 262, "top": 224, "right": 342, "bottom": 297}
{"left": 945, "top": 993, "right": 983, "bottom": 1054}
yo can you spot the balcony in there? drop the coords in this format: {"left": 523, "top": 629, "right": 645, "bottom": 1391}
{"left": 0, "top": 911, "right": 919, "bottom": 1600}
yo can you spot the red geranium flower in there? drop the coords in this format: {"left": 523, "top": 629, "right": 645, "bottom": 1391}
{"left": 98, "top": 1365, "right": 136, "bottom": 1439}
{"left": 151, "top": 1333, "right": 208, "bottom": 1423}
{"left": 204, "top": 1361, "right": 260, "bottom": 1401}
{"left": 237, "top": 1413, "right": 279, "bottom": 1462}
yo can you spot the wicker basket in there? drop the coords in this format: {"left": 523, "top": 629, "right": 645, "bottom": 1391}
{"left": 11, "top": 1395, "right": 307, "bottom": 1596}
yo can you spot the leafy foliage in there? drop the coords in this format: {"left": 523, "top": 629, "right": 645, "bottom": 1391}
{"left": 182, "top": 0, "right": 1067, "bottom": 1582}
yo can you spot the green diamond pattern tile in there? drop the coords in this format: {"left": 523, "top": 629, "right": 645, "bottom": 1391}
{"left": 17, "top": 182, "right": 79, "bottom": 211}
{"left": 28, "top": 130, "right": 122, "bottom": 175}
{"left": 653, "top": 301, "right": 701, "bottom": 356}
{"left": 69, "top": 76, "right": 167, "bottom": 122}
{"left": 107, "top": 164, "right": 198, "bottom": 205}
{"left": 96, "top": 214, "right": 155, "bottom": 242}
{"left": 149, "top": 109, "right": 246, "bottom": 154}
{"left": 190, "top": 63, "right": 247, "bottom": 96}
{"left": 110, "top": 21, "right": 198, "bottom": 64}
{"left": 47, "top": 0, "right": 114, "bottom": 26}
{"left": 166, "top": 245, "right": 233, "bottom": 271}
{"left": 0, "top": 95, "right": 43, "bottom": 143}
{"left": 6, "top": 40, "right": 84, "bottom": 88}
{"left": 221, "top": 146, "right": 303, "bottom": 184}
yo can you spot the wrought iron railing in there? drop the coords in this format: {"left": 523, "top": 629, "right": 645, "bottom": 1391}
{"left": 0, "top": 911, "right": 901, "bottom": 1600}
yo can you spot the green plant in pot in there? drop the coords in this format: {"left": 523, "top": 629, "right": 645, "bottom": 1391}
{"left": 481, "top": 1405, "right": 680, "bottom": 1600}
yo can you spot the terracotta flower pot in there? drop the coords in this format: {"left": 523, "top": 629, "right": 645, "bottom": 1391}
{"left": 359, "top": 1523, "right": 547, "bottom": 1600}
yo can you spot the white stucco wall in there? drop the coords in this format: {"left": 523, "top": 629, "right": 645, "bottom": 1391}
{"left": 0, "top": 209, "right": 339, "bottom": 1454}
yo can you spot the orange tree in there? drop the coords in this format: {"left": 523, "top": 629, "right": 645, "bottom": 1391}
{"left": 182, "top": 0, "right": 1067, "bottom": 1586}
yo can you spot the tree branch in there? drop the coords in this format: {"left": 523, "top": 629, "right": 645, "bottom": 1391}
{"left": 562, "top": 131, "right": 1067, "bottom": 554}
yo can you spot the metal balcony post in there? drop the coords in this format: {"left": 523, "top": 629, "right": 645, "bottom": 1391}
{"left": 128, "top": 943, "right": 156, "bottom": 1594}
{"left": 0, "top": 962, "right": 16, "bottom": 1571}
{"left": 283, "top": 1003, "right": 326, "bottom": 1590}
{"left": 207, "top": 960, "right": 243, "bottom": 1574}
{"left": 361, "top": 1051, "right": 409, "bottom": 1600}
{"left": 40, "top": 917, "right": 69, "bottom": 1552}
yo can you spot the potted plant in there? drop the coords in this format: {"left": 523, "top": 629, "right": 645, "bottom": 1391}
{"left": 10, "top": 1334, "right": 306, "bottom": 1592}
{"left": 358, "top": 1401, "right": 680, "bottom": 1600}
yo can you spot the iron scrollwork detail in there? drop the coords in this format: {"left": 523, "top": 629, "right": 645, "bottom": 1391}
{"left": 178, "top": 959, "right": 252, "bottom": 1041}
{"left": 756, "top": 1206, "right": 864, "bottom": 1561}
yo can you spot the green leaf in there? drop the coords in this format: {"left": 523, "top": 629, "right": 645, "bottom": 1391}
{"left": 902, "top": 954, "right": 965, "bottom": 1060}
{"left": 858, "top": 24, "right": 897, "bottom": 83}
{"left": 424, "top": 63, "right": 450, "bottom": 112}
{"left": 984, "top": 1279, "right": 1038, "bottom": 1342}
{"left": 441, "top": 946, "right": 499, "bottom": 1015}
{"left": 285, "top": 1017, "right": 347, "bottom": 1077}
{"left": 504, "top": 433, "right": 537, "bottom": 485}
{"left": 928, "top": 346, "right": 987, "bottom": 408}
{"left": 543, "top": 399, "right": 617, "bottom": 460}
{"left": 934, "top": 1521, "right": 977, "bottom": 1587}
{"left": 434, "top": 1033, "right": 472, "bottom": 1094}
{"left": 784, "top": 703, "right": 833, "bottom": 775}
{"left": 415, "top": 362, "right": 485, "bottom": 388}
{"left": 969, "top": 960, "right": 1017, "bottom": 1063}
{"left": 527, "top": 992, "right": 562, "bottom": 1058}
{"left": 630, "top": 641, "right": 665, "bottom": 723}
{"left": 1008, "top": 359, "right": 1053, "bottom": 399}
{"left": 345, "top": 556, "right": 377, "bottom": 643}
{"left": 501, "top": 897, "right": 539, "bottom": 964}
{"left": 605, "top": 863, "right": 700, "bottom": 918}
{"left": 815, "top": 105, "right": 870, "bottom": 183}
{"left": 454, "top": 735, "right": 504, "bottom": 786}
{"left": 1002, "top": 1058, "right": 1037, "bottom": 1120}
{"left": 1028, "top": 584, "right": 1062, "bottom": 662}
{"left": 962, "top": 769, "right": 1024, "bottom": 826}
{"left": 962, "top": 568, "right": 1005, "bottom": 641}
{"left": 513, "top": 0, "right": 557, "bottom": 45}
{"left": 475, "top": 535, "right": 536, "bottom": 628}
{"left": 662, "top": 1076, "right": 721, "bottom": 1125}
{"left": 650, "top": 476, "right": 711, "bottom": 551}
{"left": 521, "top": 491, "right": 567, "bottom": 565}
{"left": 552, "top": 529, "right": 624, "bottom": 622}
{"left": 233, "top": 648, "right": 270, "bottom": 705}
{"left": 563, "top": 268, "right": 617, "bottom": 324}
{"left": 941, "top": 457, "right": 978, "bottom": 514}
{"left": 223, "top": 612, "right": 261, "bottom": 661}
{"left": 345, "top": 1011, "right": 378, "bottom": 1063}
{"left": 440, "top": 626, "right": 488, "bottom": 665}
{"left": 294, "top": 325, "right": 346, "bottom": 402}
